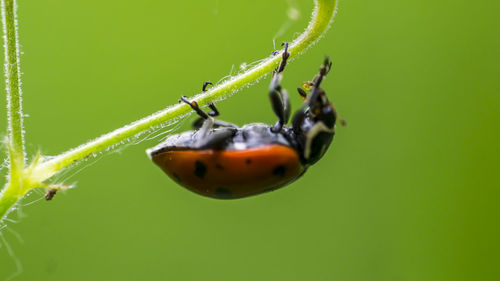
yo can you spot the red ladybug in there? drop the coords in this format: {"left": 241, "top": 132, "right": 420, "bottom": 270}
{"left": 147, "top": 43, "right": 344, "bottom": 199}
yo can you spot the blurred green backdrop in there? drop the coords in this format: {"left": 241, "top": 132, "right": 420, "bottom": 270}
{"left": 0, "top": 0, "right": 498, "bottom": 280}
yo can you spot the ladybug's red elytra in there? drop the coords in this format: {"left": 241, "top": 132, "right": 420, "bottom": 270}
{"left": 147, "top": 43, "right": 344, "bottom": 199}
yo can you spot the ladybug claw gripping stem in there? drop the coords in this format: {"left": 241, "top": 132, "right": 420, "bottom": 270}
{"left": 180, "top": 95, "right": 218, "bottom": 143}
{"left": 202, "top": 81, "right": 213, "bottom": 92}
{"left": 180, "top": 96, "right": 210, "bottom": 120}
{"left": 276, "top": 42, "right": 290, "bottom": 74}
{"left": 207, "top": 103, "right": 219, "bottom": 117}
{"left": 201, "top": 82, "right": 220, "bottom": 117}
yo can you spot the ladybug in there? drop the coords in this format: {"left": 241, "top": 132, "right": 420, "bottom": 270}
{"left": 147, "top": 43, "right": 344, "bottom": 199}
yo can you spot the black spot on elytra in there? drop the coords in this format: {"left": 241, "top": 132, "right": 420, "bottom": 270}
{"left": 194, "top": 161, "right": 207, "bottom": 179}
{"left": 246, "top": 158, "right": 252, "bottom": 164}
{"left": 215, "top": 163, "right": 224, "bottom": 170}
{"left": 172, "top": 172, "right": 182, "bottom": 182}
{"left": 273, "top": 165, "right": 286, "bottom": 177}
{"left": 215, "top": 188, "right": 232, "bottom": 199}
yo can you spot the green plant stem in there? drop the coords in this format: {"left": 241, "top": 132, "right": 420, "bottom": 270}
{"left": 0, "top": 0, "right": 25, "bottom": 221}
{"left": 2, "top": 0, "right": 24, "bottom": 174}
{"left": 0, "top": 0, "right": 337, "bottom": 221}
{"left": 31, "top": 0, "right": 337, "bottom": 183}
{"left": 0, "top": 182, "right": 19, "bottom": 219}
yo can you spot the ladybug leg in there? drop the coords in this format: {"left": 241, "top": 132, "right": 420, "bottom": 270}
{"left": 192, "top": 118, "right": 238, "bottom": 130}
{"left": 275, "top": 42, "right": 290, "bottom": 73}
{"left": 207, "top": 103, "right": 219, "bottom": 117}
{"left": 269, "top": 85, "right": 291, "bottom": 133}
{"left": 292, "top": 58, "right": 332, "bottom": 133}
{"left": 195, "top": 113, "right": 215, "bottom": 141}
{"left": 307, "top": 57, "right": 347, "bottom": 125}
{"left": 180, "top": 96, "right": 215, "bottom": 138}
{"left": 193, "top": 80, "right": 237, "bottom": 147}
{"left": 307, "top": 57, "right": 333, "bottom": 103}
{"left": 180, "top": 82, "right": 219, "bottom": 121}
{"left": 188, "top": 82, "right": 216, "bottom": 129}
{"left": 291, "top": 103, "right": 308, "bottom": 133}
{"left": 201, "top": 81, "right": 220, "bottom": 117}
{"left": 202, "top": 81, "right": 213, "bottom": 92}
{"left": 292, "top": 57, "right": 345, "bottom": 133}
{"left": 179, "top": 96, "right": 213, "bottom": 141}
{"left": 194, "top": 119, "right": 236, "bottom": 148}
{"left": 180, "top": 96, "right": 237, "bottom": 132}
{"left": 196, "top": 127, "right": 237, "bottom": 149}
{"left": 269, "top": 42, "right": 291, "bottom": 133}
{"left": 189, "top": 81, "right": 239, "bottom": 130}
{"left": 180, "top": 96, "right": 210, "bottom": 119}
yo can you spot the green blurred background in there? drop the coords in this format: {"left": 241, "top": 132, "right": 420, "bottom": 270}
{"left": 0, "top": 0, "right": 498, "bottom": 280}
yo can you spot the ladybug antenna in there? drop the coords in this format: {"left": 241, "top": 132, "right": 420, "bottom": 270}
{"left": 331, "top": 103, "right": 347, "bottom": 127}
{"left": 297, "top": 87, "right": 308, "bottom": 101}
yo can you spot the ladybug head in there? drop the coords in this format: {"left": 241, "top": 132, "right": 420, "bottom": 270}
{"left": 292, "top": 57, "right": 343, "bottom": 166}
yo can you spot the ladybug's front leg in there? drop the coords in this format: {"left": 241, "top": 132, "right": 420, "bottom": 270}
{"left": 180, "top": 96, "right": 236, "bottom": 148}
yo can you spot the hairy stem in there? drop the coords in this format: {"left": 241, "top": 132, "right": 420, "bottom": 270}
{"left": 31, "top": 0, "right": 337, "bottom": 183}
{"left": 1, "top": 0, "right": 24, "bottom": 173}
{"left": 0, "top": 0, "right": 337, "bottom": 222}
{"left": 0, "top": 0, "right": 25, "bottom": 222}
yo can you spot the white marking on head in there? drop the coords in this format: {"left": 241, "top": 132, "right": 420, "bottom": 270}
{"left": 304, "top": 121, "right": 335, "bottom": 160}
